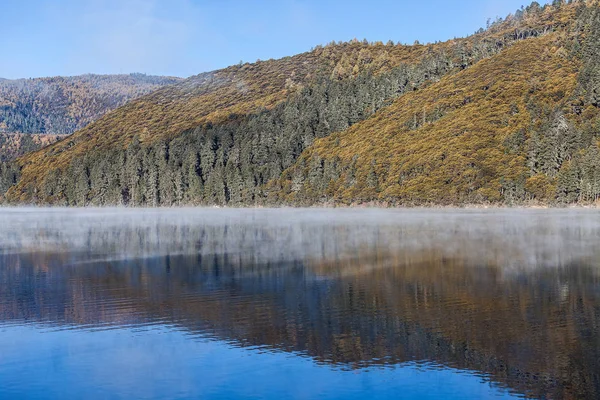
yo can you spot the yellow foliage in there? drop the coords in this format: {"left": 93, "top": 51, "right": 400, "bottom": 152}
{"left": 278, "top": 33, "right": 580, "bottom": 205}
{"left": 525, "top": 174, "right": 557, "bottom": 201}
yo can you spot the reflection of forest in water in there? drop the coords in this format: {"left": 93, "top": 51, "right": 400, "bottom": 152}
{"left": 1, "top": 209, "right": 600, "bottom": 399}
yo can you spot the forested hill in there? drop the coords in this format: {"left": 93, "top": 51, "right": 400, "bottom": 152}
{"left": 2, "top": 1, "right": 599, "bottom": 206}
{"left": 0, "top": 73, "right": 181, "bottom": 135}
{"left": 0, "top": 74, "right": 181, "bottom": 159}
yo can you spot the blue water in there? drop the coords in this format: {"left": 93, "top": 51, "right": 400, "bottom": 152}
{"left": 0, "top": 325, "right": 516, "bottom": 399}
{"left": 1, "top": 208, "right": 599, "bottom": 399}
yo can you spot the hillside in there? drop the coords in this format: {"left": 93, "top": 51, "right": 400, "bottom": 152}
{"left": 10, "top": 39, "right": 465, "bottom": 190}
{"left": 2, "top": 0, "right": 599, "bottom": 206}
{"left": 0, "top": 73, "right": 181, "bottom": 135}
{"left": 0, "top": 74, "right": 181, "bottom": 159}
{"left": 272, "top": 2, "right": 600, "bottom": 206}
{"left": 273, "top": 32, "right": 585, "bottom": 205}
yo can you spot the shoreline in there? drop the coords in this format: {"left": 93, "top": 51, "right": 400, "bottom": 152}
{"left": 0, "top": 203, "right": 598, "bottom": 210}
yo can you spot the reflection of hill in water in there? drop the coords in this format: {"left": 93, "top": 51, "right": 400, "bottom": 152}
{"left": 2, "top": 251, "right": 599, "bottom": 399}
{"left": 1, "top": 209, "right": 600, "bottom": 399}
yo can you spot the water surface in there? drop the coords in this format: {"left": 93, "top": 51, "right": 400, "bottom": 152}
{"left": 1, "top": 208, "right": 599, "bottom": 399}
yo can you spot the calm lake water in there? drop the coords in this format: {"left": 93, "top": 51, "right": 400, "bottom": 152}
{"left": 0, "top": 208, "right": 599, "bottom": 399}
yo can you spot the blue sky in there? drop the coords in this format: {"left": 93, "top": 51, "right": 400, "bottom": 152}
{"left": 0, "top": 0, "right": 550, "bottom": 79}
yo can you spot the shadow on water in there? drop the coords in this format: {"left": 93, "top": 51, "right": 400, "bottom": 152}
{"left": 0, "top": 209, "right": 600, "bottom": 399}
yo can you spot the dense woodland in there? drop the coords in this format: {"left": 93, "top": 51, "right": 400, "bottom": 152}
{"left": 2, "top": 0, "right": 600, "bottom": 206}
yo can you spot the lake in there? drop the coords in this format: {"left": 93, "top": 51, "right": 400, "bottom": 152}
{"left": 0, "top": 208, "right": 599, "bottom": 399}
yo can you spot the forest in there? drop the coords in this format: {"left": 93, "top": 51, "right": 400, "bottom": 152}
{"left": 1, "top": 0, "right": 599, "bottom": 206}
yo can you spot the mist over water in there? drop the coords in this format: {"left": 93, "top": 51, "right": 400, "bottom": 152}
{"left": 0, "top": 208, "right": 599, "bottom": 399}
{"left": 1, "top": 207, "right": 599, "bottom": 268}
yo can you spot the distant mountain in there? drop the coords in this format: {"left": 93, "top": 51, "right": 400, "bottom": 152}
{"left": 2, "top": 1, "right": 600, "bottom": 206}
{"left": 0, "top": 73, "right": 181, "bottom": 159}
{"left": 0, "top": 133, "right": 67, "bottom": 162}
{"left": 0, "top": 73, "right": 181, "bottom": 135}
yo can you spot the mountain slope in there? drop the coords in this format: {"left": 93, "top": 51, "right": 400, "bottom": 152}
{"left": 12, "top": 41, "right": 467, "bottom": 184}
{"left": 272, "top": 32, "right": 583, "bottom": 205}
{"left": 0, "top": 73, "right": 181, "bottom": 135}
{"left": 271, "top": 1, "right": 600, "bottom": 206}
{"left": 2, "top": 0, "right": 597, "bottom": 206}
{"left": 0, "top": 73, "right": 181, "bottom": 160}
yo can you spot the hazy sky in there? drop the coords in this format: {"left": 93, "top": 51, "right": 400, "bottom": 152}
{"left": 0, "top": 0, "right": 550, "bottom": 79}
